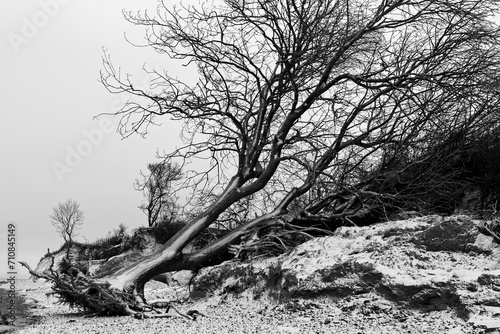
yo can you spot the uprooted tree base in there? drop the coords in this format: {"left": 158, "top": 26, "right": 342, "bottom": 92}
{"left": 19, "top": 261, "right": 201, "bottom": 320}
{"left": 20, "top": 218, "right": 334, "bottom": 318}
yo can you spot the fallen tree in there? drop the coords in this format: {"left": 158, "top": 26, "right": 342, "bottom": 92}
{"left": 25, "top": 0, "right": 500, "bottom": 317}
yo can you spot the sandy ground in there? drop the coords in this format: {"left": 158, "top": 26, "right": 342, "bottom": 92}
{"left": 0, "top": 279, "right": 491, "bottom": 334}
{"left": 0, "top": 279, "right": 46, "bottom": 333}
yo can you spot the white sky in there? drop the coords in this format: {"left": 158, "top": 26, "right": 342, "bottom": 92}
{"left": 0, "top": 0, "right": 198, "bottom": 278}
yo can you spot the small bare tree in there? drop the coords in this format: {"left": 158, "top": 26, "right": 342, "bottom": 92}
{"left": 135, "top": 162, "right": 182, "bottom": 227}
{"left": 50, "top": 199, "right": 84, "bottom": 256}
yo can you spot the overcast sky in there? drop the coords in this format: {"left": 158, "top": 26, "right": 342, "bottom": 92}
{"left": 1, "top": 0, "right": 199, "bottom": 278}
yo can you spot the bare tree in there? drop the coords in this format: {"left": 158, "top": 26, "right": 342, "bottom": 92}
{"left": 23, "top": 0, "right": 500, "bottom": 317}
{"left": 49, "top": 199, "right": 84, "bottom": 256}
{"left": 135, "top": 162, "right": 182, "bottom": 227}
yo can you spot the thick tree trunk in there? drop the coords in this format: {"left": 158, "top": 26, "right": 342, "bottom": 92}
{"left": 20, "top": 177, "right": 283, "bottom": 317}
{"left": 20, "top": 210, "right": 281, "bottom": 318}
{"left": 107, "top": 206, "right": 283, "bottom": 296}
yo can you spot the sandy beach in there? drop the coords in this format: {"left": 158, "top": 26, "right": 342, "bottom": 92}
{"left": 0, "top": 278, "right": 487, "bottom": 334}
{"left": 0, "top": 279, "right": 45, "bottom": 333}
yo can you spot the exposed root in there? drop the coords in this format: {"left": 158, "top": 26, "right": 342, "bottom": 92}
{"left": 229, "top": 220, "right": 334, "bottom": 260}
{"left": 147, "top": 299, "right": 205, "bottom": 319}
{"left": 19, "top": 261, "right": 200, "bottom": 320}
{"left": 478, "top": 220, "right": 500, "bottom": 244}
